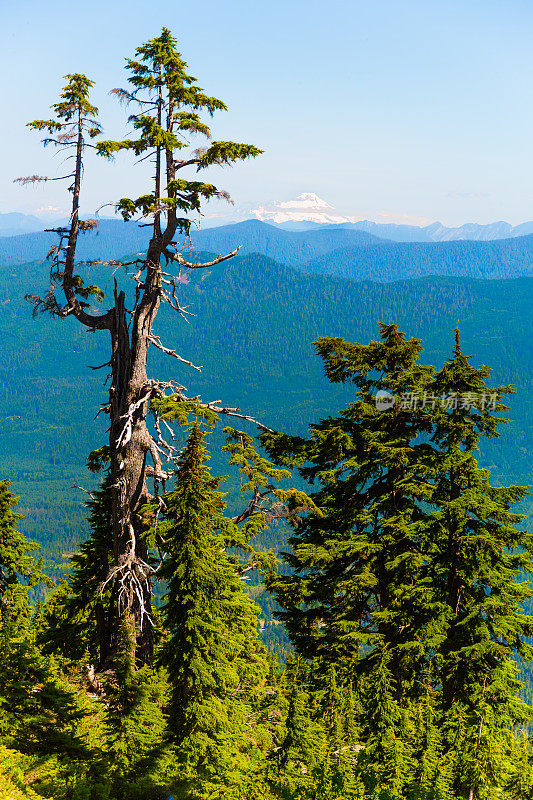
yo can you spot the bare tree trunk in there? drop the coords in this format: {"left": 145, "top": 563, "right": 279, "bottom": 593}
{"left": 107, "top": 256, "right": 161, "bottom": 666}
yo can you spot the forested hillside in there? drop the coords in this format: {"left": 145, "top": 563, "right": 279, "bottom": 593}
{"left": 4, "top": 218, "right": 533, "bottom": 281}
{"left": 4, "top": 250, "right": 533, "bottom": 570}
{"left": 0, "top": 219, "right": 382, "bottom": 267}
{"left": 301, "top": 236, "right": 533, "bottom": 281}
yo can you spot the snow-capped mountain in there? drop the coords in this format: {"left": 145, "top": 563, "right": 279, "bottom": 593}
{"left": 248, "top": 193, "right": 533, "bottom": 242}
{"left": 5, "top": 194, "right": 533, "bottom": 243}
{"left": 250, "top": 192, "right": 358, "bottom": 226}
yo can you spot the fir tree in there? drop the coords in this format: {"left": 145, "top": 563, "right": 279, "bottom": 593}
{"left": 261, "top": 325, "right": 436, "bottom": 694}
{"left": 104, "top": 619, "right": 168, "bottom": 800}
{"left": 40, "top": 476, "right": 115, "bottom": 666}
{"left": 358, "top": 647, "right": 411, "bottom": 800}
{"left": 506, "top": 733, "right": 533, "bottom": 800}
{"left": 261, "top": 325, "right": 533, "bottom": 798}
{"left": 408, "top": 674, "right": 455, "bottom": 800}
{"left": 157, "top": 423, "right": 269, "bottom": 797}
{"left": 427, "top": 331, "right": 533, "bottom": 798}
{"left": 0, "top": 481, "right": 86, "bottom": 764}
{"left": 0, "top": 584, "right": 85, "bottom": 758}
{"left": 0, "top": 480, "right": 44, "bottom": 597}
{"left": 275, "top": 657, "right": 329, "bottom": 800}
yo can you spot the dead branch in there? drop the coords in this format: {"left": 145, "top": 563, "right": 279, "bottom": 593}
{"left": 148, "top": 334, "right": 202, "bottom": 371}
{"left": 72, "top": 484, "right": 96, "bottom": 502}
{"left": 201, "top": 401, "right": 275, "bottom": 432}
{"left": 165, "top": 245, "right": 241, "bottom": 269}
{"left": 116, "top": 386, "right": 153, "bottom": 449}
{"left": 14, "top": 174, "right": 73, "bottom": 184}
{"left": 152, "top": 409, "right": 180, "bottom": 462}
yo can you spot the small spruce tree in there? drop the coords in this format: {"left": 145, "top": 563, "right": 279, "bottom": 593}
{"left": 157, "top": 422, "right": 269, "bottom": 797}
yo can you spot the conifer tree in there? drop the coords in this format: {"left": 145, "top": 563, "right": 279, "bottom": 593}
{"left": 157, "top": 423, "right": 270, "bottom": 797}
{"left": 261, "top": 326, "right": 533, "bottom": 799}
{"left": 0, "top": 480, "right": 44, "bottom": 597}
{"left": 358, "top": 647, "right": 410, "bottom": 799}
{"left": 274, "top": 657, "right": 329, "bottom": 799}
{"left": 315, "top": 665, "right": 366, "bottom": 799}
{"left": 41, "top": 475, "right": 115, "bottom": 665}
{"left": 20, "top": 30, "right": 263, "bottom": 666}
{"left": 261, "top": 325, "right": 436, "bottom": 693}
{"left": 409, "top": 675, "right": 455, "bottom": 800}
{"left": 104, "top": 619, "right": 168, "bottom": 799}
{"left": 0, "top": 482, "right": 84, "bottom": 758}
{"left": 506, "top": 733, "right": 533, "bottom": 800}
{"left": 425, "top": 330, "right": 533, "bottom": 799}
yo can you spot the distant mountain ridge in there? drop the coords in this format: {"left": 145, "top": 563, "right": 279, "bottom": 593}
{"left": 0, "top": 219, "right": 384, "bottom": 267}
{"left": 301, "top": 236, "right": 533, "bottom": 282}
{"left": 0, "top": 202, "right": 533, "bottom": 242}
{"left": 248, "top": 192, "right": 533, "bottom": 242}
{"left": 3, "top": 218, "right": 533, "bottom": 283}
{"left": 337, "top": 219, "right": 533, "bottom": 243}
{"left": 5, "top": 201, "right": 533, "bottom": 244}
{"left": 0, "top": 212, "right": 48, "bottom": 238}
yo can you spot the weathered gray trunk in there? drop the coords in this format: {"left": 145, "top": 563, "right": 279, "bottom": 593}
{"left": 106, "top": 238, "right": 164, "bottom": 666}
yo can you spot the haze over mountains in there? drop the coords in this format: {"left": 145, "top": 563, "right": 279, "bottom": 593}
{"left": 4, "top": 192, "right": 533, "bottom": 244}
{"left": 3, "top": 217, "right": 533, "bottom": 283}
{"left": 0, "top": 212, "right": 50, "bottom": 237}
{"left": 249, "top": 193, "right": 533, "bottom": 242}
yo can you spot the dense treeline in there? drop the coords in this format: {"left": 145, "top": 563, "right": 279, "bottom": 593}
{"left": 2, "top": 325, "right": 533, "bottom": 798}
{"left": 302, "top": 235, "right": 533, "bottom": 282}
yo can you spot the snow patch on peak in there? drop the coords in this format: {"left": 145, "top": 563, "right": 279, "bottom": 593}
{"left": 250, "top": 193, "right": 353, "bottom": 225}
{"left": 279, "top": 192, "right": 334, "bottom": 209}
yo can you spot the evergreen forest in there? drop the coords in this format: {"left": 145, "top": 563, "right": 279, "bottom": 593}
{"left": 2, "top": 26, "right": 533, "bottom": 800}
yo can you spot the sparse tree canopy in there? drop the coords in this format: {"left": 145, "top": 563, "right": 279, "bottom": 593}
{"left": 20, "top": 28, "right": 263, "bottom": 667}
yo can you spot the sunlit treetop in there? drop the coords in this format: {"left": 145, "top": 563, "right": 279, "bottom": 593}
{"left": 96, "top": 28, "right": 262, "bottom": 231}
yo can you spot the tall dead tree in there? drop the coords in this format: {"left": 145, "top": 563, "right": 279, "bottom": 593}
{"left": 18, "top": 30, "right": 263, "bottom": 666}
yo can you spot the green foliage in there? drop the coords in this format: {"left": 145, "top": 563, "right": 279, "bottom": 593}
{"left": 274, "top": 658, "right": 330, "bottom": 798}
{"left": 104, "top": 620, "right": 168, "bottom": 799}
{"left": 428, "top": 336, "right": 533, "bottom": 730}
{"left": 0, "top": 585, "right": 86, "bottom": 757}
{"left": 97, "top": 27, "right": 262, "bottom": 227}
{"left": 26, "top": 74, "right": 99, "bottom": 135}
{"left": 3, "top": 301, "right": 533, "bottom": 797}
{"left": 157, "top": 424, "right": 270, "bottom": 796}
{"left": 25, "top": 73, "right": 100, "bottom": 144}
{"left": 0, "top": 479, "right": 45, "bottom": 594}
{"left": 39, "top": 477, "right": 114, "bottom": 665}
{"left": 505, "top": 733, "right": 533, "bottom": 799}
{"left": 261, "top": 324, "right": 438, "bottom": 687}
{"left": 22, "top": 73, "right": 104, "bottom": 313}
{"left": 260, "top": 325, "right": 533, "bottom": 798}
{"left": 358, "top": 648, "right": 411, "bottom": 799}
{"left": 196, "top": 140, "right": 264, "bottom": 168}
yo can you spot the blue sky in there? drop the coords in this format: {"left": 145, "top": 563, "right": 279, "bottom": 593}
{"left": 3, "top": 0, "right": 533, "bottom": 226}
